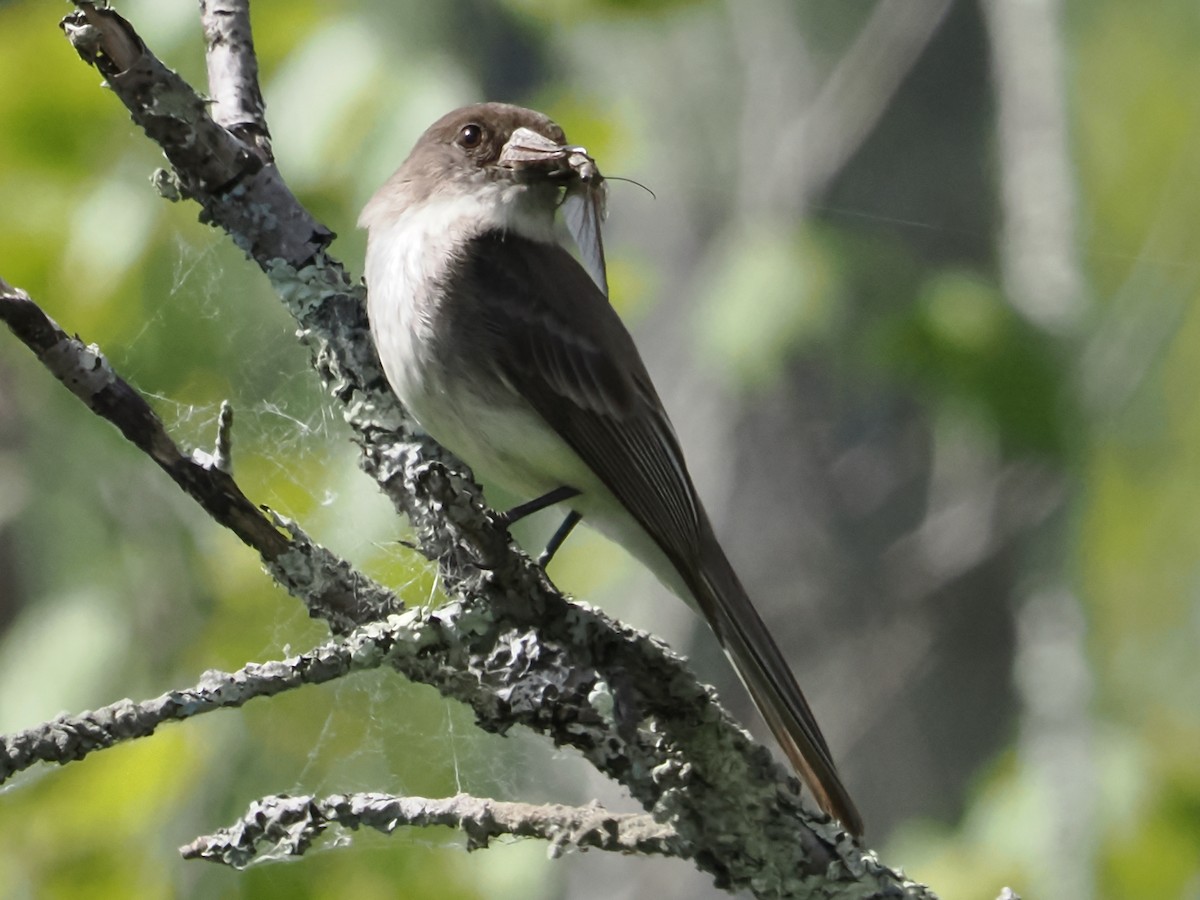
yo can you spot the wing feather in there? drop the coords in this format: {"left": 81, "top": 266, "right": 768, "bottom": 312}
{"left": 443, "top": 232, "right": 701, "bottom": 567}
{"left": 438, "top": 231, "right": 863, "bottom": 834}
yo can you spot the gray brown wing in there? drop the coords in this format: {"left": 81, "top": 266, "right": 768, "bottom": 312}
{"left": 443, "top": 231, "right": 702, "bottom": 572}
{"left": 441, "top": 231, "right": 863, "bottom": 834}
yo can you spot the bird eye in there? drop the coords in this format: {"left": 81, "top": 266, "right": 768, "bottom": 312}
{"left": 456, "top": 123, "right": 484, "bottom": 149}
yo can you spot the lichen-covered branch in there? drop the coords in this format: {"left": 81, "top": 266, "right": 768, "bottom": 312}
{"left": 0, "top": 271, "right": 885, "bottom": 895}
{"left": 0, "top": 280, "right": 399, "bottom": 634}
{"left": 0, "top": 282, "right": 285, "bottom": 556}
{"left": 182, "top": 791, "right": 684, "bottom": 869}
{"left": 0, "top": 617, "right": 390, "bottom": 784}
{"left": 61, "top": 2, "right": 330, "bottom": 264}
{"left": 46, "top": 4, "right": 942, "bottom": 896}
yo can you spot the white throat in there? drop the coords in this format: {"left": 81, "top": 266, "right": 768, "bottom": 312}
{"left": 362, "top": 180, "right": 556, "bottom": 314}
{"left": 360, "top": 180, "right": 557, "bottom": 431}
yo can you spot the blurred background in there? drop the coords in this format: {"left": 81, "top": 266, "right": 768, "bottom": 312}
{"left": 1, "top": 0, "right": 1198, "bottom": 897}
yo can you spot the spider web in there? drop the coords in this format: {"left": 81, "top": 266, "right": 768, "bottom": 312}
{"left": 123, "top": 229, "right": 639, "bottom": 856}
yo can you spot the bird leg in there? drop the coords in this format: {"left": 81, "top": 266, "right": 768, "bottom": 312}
{"left": 496, "top": 485, "right": 580, "bottom": 527}
{"left": 537, "top": 510, "right": 582, "bottom": 566}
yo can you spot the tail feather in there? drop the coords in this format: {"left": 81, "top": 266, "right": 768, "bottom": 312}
{"left": 689, "top": 521, "right": 864, "bottom": 837}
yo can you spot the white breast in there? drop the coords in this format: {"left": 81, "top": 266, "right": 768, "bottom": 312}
{"left": 361, "top": 183, "right": 588, "bottom": 496}
{"left": 360, "top": 182, "right": 693, "bottom": 607}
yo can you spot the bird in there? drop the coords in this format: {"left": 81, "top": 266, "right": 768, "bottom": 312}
{"left": 358, "top": 102, "right": 863, "bottom": 836}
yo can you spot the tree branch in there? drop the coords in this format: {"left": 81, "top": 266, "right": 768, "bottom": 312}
{"left": 0, "top": 615, "right": 386, "bottom": 783}
{"left": 2, "top": 275, "right": 843, "bottom": 893}
{"left": 199, "top": 0, "right": 272, "bottom": 160}
{"left": 0, "top": 280, "right": 399, "bottom": 634}
{"left": 34, "top": 3, "right": 945, "bottom": 895}
{"left": 182, "top": 791, "right": 684, "bottom": 868}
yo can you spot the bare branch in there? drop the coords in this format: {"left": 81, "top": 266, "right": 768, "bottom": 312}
{"left": 182, "top": 792, "right": 684, "bottom": 868}
{"left": 200, "top": 0, "right": 272, "bottom": 160}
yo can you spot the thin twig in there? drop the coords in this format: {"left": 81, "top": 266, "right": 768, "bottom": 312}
{"left": 0, "top": 619, "right": 389, "bottom": 784}
{"left": 182, "top": 791, "right": 685, "bottom": 868}
{"left": 0, "top": 282, "right": 400, "bottom": 633}
{"left": 200, "top": 0, "right": 272, "bottom": 160}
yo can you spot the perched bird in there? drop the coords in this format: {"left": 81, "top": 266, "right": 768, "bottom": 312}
{"left": 359, "top": 102, "right": 862, "bottom": 836}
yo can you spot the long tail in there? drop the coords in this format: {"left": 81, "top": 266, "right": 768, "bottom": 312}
{"left": 686, "top": 517, "right": 864, "bottom": 837}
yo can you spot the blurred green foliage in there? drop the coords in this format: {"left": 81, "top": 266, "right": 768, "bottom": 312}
{"left": 0, "top": 0, "right": 1198, "bottom": 898}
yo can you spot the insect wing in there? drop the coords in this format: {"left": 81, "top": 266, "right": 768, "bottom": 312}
{"left": 562, "top": 181, "right": 609, "bottom": 297}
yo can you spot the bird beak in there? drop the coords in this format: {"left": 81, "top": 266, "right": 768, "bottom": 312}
{"left": 498, "top": 126, "right": 609, "bottom": 295}
{"left": 498, "top": 127, "right": 600, "bottom": 186}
